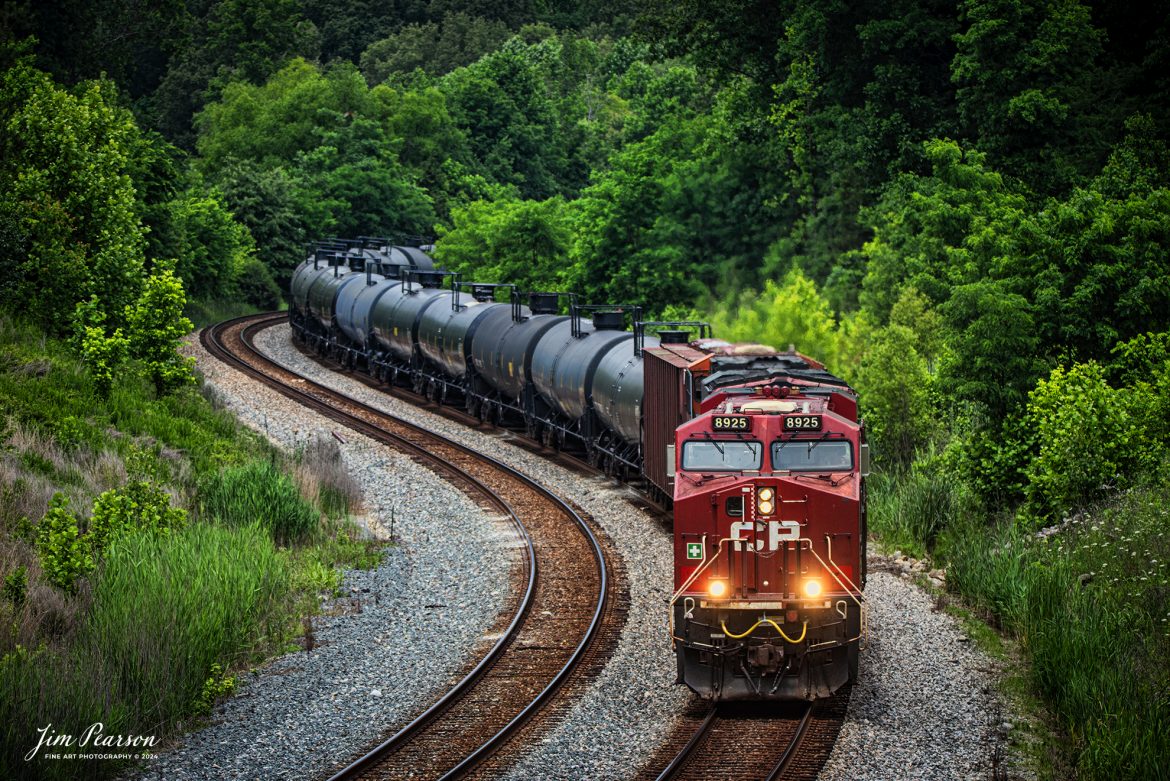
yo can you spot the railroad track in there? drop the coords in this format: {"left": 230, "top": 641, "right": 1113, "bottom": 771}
{"left": 203, "top": 313, "right": 615, "bottom": 781}
{"left": 643, "top": 688, "right": 851, "bottom": 781}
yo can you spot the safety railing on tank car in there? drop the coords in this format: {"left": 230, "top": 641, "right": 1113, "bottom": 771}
{"left": 633, "top": 320, "right": 712, "bottom": 357}
{"left": 569, "top": 302, "right": 641, "bottom": 338}
{"left": 509, "top": 289, "right": 569, "bottom": 322}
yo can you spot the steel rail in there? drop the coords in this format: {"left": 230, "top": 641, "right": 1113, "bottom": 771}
{"left": 651, "top": 707, "right": 718, "bottom": 781}
{"left": 766, "top": 704, "right": 816, "bottom": 781}
{"left": 203, "top": 313, "right": 610, "bottom": 780}
{"left": 652, "top": 702, "right": 814, "bottom": 781}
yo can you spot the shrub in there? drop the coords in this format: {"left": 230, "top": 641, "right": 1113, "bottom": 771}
{"left": 1023, "top": 362, "right": 1138, "bottom": 522}
{"left": 87, "top": 480, "right": 187, "bottom": 554}
{"left": 236, "top": 256, "right": 282, "bottom": 310}
{"left": 124, "top": 267, "right": 196, "bottom": 395}
{"left": 2, "top": 566, "right": 26, "bottom": 607}
{"left": 195, "top": 662, "right": 237, "bottom": 715}
{"left": 33, "top": 494, "right": 92, "bottom": 593}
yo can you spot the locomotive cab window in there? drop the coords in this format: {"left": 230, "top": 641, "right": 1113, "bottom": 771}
{"left": 680, "top": 440, "right": 762, "bottom": 471}
{"left": 772, "top": 440, "right": 853, "bottom": 471}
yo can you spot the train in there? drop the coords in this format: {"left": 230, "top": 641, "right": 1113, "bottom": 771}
{"left": 289, "top": 236, "right": 868, "bottom": 702}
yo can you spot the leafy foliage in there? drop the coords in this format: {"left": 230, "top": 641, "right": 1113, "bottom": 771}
{"left": 0, "top": 53, "right": 146, "bottom": 333}
{"left": 853, "top": 324, "right": 935, "bottom": 469}
{"left": 1021, "top": 363, "right": 1135, "bottom": 522}
{"left": 125, "top": 268, "right": 197, "bottom": 395}
{"left": 87, "top": 481, "right": 187, "bottom": 553}
{"left": 34, "top": 494, "right": 93, "bottom": 593}
{"left": 704, "top": 268, "right": 842, "bottom": 365}
{"left": 435, "top": 197, "right": 570, "bottom": 292}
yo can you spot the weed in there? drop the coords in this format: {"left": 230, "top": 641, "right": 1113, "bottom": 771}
{"left": 939, "top": 481, "right": 1170, "bottom": 780}
{"left": 3, "top": 566, "right": 27, "bottom": 607}
{"left": 194, "top": 662, "right": 237, "bottom": 715}
{"left": 295, "top": 436, "right": 362, "bottom": 519}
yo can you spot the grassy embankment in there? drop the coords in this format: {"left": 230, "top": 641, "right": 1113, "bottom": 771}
{"left": 0, "top": 316, "right": 379, "bottom": 780}
{"left": 869, "top": 469, "right": 1170, "bottom": 780}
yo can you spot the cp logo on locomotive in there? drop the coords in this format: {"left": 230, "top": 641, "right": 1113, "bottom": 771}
{"left": 729, "top": 520, "right": 801, "bottom": 551}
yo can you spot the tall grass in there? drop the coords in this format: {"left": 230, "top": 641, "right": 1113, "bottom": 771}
{"left": 199, "top": 461, "right": 319, "bottom": 544}
{"left": 941, "top": 482, "right": 1170, "bottom": 780}
{"left": 868, "top": 467, "right": 972, "bottom": 558}
{"left": 1, "top": 523, "right": 293, "bottom": 780}
{"left": 294, "top": 437, "right": 362, "bottom": 521}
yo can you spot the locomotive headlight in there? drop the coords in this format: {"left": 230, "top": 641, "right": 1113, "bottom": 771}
{"left": 802, "top": 579, "right": 823, "bottom": 598}
{"left": 707, "top": 580, "right": 728, "bottom": 599}
{"left": 757, "top": 487, "right": 775, "bottom": 516}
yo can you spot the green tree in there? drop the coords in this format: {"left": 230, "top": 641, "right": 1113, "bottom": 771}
{"left": 1019, "top": 124, "right": 1170, "bottom": 363}
{"left": 434, "top": 197, "right": 570, "bottom": 292}
{"left": 939, "top": 280, "right": 1046, "bottom": 421}
{"left": 358, "top": 12, "right": 511, "bottom": 82}
{"left": 0, "top": 54, "right": 146, "bottom": 332}
{"left": 148, "top": 0, "right": 319, "bottom": 148}
{"left": 196, "top": 60, "right": 436, "bottom": 239}
{"left": 858, "top": 138, "right": 1030, "bottom": 322}
{"left": 125, "top": 267, "right": 197, "bottom": 395}
{"left": 951, "top": 0, "right": 1107, "bottom": 194}
{"left": 888, "top": 287, "right": 944, "bottom": 369}
{"left": 854, "top": 324, "right": 936, "bottom": 469}
{"left": 704, "top": 268, "right": 842, "bottom": 365}
{"left": 161, "top": 186, "right": 257, "bottom": 302}
{"left": 213, "top": 160, "right": 310, "bottom": 294}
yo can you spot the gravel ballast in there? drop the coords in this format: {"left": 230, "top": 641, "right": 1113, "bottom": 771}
{"left": 140, "top": 323, "right": 1020, "bottom": 780}
{"left": 818, "top": 568, "right": 1012, "bottom": 781}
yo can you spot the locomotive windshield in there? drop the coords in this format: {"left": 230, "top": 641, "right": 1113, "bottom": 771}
{"left": 681, "top": 440, "right": 762, "bottom": 471}
{"left": 772, "top": 440, "right": 853, "bottom": 471}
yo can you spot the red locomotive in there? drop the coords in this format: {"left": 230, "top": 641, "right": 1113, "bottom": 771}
{"left": 641, "top": 336, "right": 868, "bottom": 701}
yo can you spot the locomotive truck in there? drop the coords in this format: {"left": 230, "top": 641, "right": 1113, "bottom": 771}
{"left": 289, "top": 237, "right": 868, "bottom": 701}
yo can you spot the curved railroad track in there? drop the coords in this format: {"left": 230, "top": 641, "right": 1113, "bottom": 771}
{"left": 642, "top": 687, "right": 851, "bottom": 781}
{"left": 203, "top": 313, "right": 615, "bottom": 781}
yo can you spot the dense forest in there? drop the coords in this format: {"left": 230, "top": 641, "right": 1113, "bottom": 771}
{"left": 2, "top": 0, "right": 1169, "bottom": 778}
